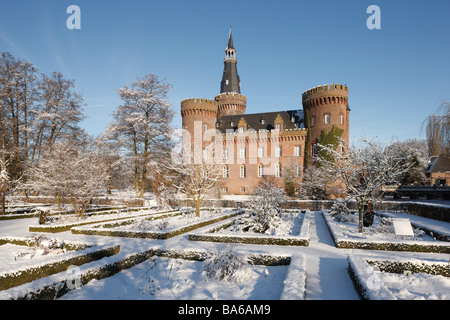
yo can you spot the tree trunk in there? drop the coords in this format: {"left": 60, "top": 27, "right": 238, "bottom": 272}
{"left": 195, "top": 198, "right": 200, "bottom": 217}
{"left": 358, "top": 205, "right": 363, "bottom": 233}
{"left": 1, "top": 192, "right": 5, "bottom": 215}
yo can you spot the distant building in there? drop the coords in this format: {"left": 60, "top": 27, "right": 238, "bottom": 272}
{"left": 181, "top": 29, "right": 350, "bottom": 195}
{"left": 426, "top": 154, "right": 450, "bottom": 185}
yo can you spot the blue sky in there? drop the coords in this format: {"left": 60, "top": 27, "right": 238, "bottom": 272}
{"left": 1, "top": 0, "right": 449, "bottom": 146}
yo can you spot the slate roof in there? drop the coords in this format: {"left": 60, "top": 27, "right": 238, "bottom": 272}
{"left": 216, "top": 110, "right": 304, "bottom": 133}
{"left": 427, "top": 154, "right": 450, "bottom": 173}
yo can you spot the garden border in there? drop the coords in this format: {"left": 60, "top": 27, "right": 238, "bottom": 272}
{"left": 0, "top": 237, "right": 120, "bottom": 291}
{"left": 188, "top": 210, "right": 311, "bottom": 246}
{"left": 0, "top": 247, "right": 306, "bottom": 300}
{"left": 322, "top": 210, "right": 450, "bottom": 253}
{"left": 347, "top": 253, "right": 449, "bottom": 300}
{"left": 71, "top": 209, "right": 244, "bottom": 240}
{"left": 28, "top": 208, "right": 178, "bottom": 233}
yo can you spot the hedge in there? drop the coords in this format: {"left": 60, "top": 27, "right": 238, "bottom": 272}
{"left": 0, "top": 243, "right": 120, "bottom": 291}
{"left": 0, "top": 247, "right": 303, "bottom": 300}
{"left": 71, "top": 210, "right": 243, "bottom": 240}
{"left": 322, "top": 211, "right": 450, "bottom": 253}
{"left": 188, "top": 210, "right": 311, "bottom": 246}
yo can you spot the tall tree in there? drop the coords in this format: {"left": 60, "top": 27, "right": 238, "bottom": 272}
{"left": 107, "top": 74, "right": 174, "bottom": 198}
{"left": 319, "top": 139, "right": 410, "bottom": 232}
{"left": 0, "top": 52, "right": 38, "bottom": 180}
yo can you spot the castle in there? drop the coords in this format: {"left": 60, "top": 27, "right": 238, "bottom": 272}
{"left": 181, "top": 29, "right": 350, "bottom": 195}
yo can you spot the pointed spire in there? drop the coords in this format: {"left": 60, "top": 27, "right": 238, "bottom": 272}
{"left": 221, "top": 28, "right": 240, "bottom": 94}
{"left": 227, "top": 27, "right": 234, "bottom": 49}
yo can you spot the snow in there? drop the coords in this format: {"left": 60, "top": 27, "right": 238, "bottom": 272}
{"left": 0, "top": 205, "right": 449, "bottom": 300}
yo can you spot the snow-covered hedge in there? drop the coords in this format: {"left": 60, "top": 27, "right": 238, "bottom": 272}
{"left": 348, "top": 253, "right": 449, "bottom": 300}
{"left": 322, "top": 210, "right": 450, "bottom": 253}
{"left": 189, "top": 210, "right": 311, "bottom": 246}
{"left": 0, "top": 247, "right": 304, "bottom": 300}
{"left": 71, "top": 210, "right": 243, "bottom": 240}
{"left": 28, "top": 208, "right": 176, "bottom": 233}
{"left": 0, "top": 239, "right": 120, "bottom": 291}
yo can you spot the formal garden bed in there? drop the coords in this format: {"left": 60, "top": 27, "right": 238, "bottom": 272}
{"left": 59, "top": 247, "right": 306, "bottom": 300}
{"left": 322, "top": 208, "right": 450, "bottom": 253}
{"left": 71, "top": 208, "right": 244, "bottom": 240}
{"left": 28, "top": 208, "right": 177, "bottom": 233}
{"left": 348, "top": 253, "right": 449, "bottom": 300}
{"left": 0, "top": 244, "right": 306, "bottom": 300}
{"left": 188, "top": 209, "right": 311, "bottom": 246}
{"left": 0, "top": 235, "right": 120, "bottom": 292}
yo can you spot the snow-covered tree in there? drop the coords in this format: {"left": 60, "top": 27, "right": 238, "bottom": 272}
{"left": 0, "top": 158, "right": 10, "bottom": 215}
{"left": 318, "top": 139, "right": 410, "bottom": 232}
{"left": 27, "top": 141, "right": 108, "bottom": 216}
{"left": 248, "top": 177, "right": 287, "bottom": 233}
{"left": 422, "top": 102, "right": 449, "bottom": 156}
{"left": 164, "top": 145, "right": 224, "bottom": 217}
{"left": 299, "top": 165, "right": 330, "bottom": 200}
{"left": 106, "top": 74, "right": 175, "bottom": 198}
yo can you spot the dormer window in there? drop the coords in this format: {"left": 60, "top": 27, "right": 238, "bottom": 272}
{"left": 239, "top": 126, "right": 244, "bottom": 133}
{"left": 291, "top": 116, "right": 296, "bottom": 122}
{"left": 261, "top": 119, "right": 266, "bottom": 124}
{"left": 230, "top": 121, "right": 235, "bottom": 127}
{"left": 276, "top": 123, "right": 281, "bottom": 131}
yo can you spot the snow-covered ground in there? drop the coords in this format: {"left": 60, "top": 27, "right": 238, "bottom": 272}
{"left": 0, "top": 206, "right": 449, "bottom": 300}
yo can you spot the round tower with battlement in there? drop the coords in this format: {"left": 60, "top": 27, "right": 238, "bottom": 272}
{"left": 215, "top": 92, "right": 247, "bottom": 118}
{"left": 181, "top": 98, "right": 218, "bottom": 148}
{"left": 302, "top": 84, "right": 350, "bottom": 154}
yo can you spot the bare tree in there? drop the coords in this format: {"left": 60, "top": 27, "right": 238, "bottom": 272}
{"left": 107, "top": 74, "right": 174, "bottom": 198}
{"left": 27, "top": 141, "right": 108, "bottom": 216}
{"left": 164, "top": 145, "right": 224, "bottom": 217}
{"left": 319, "top": 139, "right": 410, "bottom": 232}
{"left": 422, "top": 101, "right": 450, "bottom": 157}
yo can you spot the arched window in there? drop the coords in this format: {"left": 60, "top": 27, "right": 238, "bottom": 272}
{"left": 257, "top": 164, "right": 264, "bottom": 177}
{"left": 240, "top": 165, "right": 246, "bottom": 178}
{"left": 275, "top": 163, "right": 282, "bottom": 178}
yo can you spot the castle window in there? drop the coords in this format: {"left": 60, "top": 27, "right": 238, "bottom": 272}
{"left": 340, "top": 114, "right": 344, "bottom": 125}
{"left": 257, "top": 164, "right": 264, "bottom": 177}
{"left": 225, "top": 80, "right": 229, "bottom": 85}
{"left": 239, "top": 126, "right": 244, "bottom": 133}
{"left": 230, "top": 121, "right": 235, "bottom": 127}
{"left": 223, "top": 165, "right": 229, "bottom": 178}
{"left": 312, "top": 144, "right": 317, "bottom": 155}
{"left": 239, "top": 147, "right": 246, "bottom": 159}
{"left": 203, "top": 124, "right": 207, "bottom": 132}
{"left": 240, "top": 187, "right": 245, "bottom": 192}
{"left": 311, "top": 116, "right": 316, "bottom": 127}
{"left": 275, "top": 163, "right": 282, "bottom": 178}
{"left": 240, "top": 165, "right": 246, "bottom": 178}
{"left": 325, "top": 114, "right": 330, "bottom": 124}
{"left": 294, "top": 146, "right": 301, "bottom": 156}
{"left": 223, "top": 187, "right": 228, "bottom": 192}
{"left": 276, "top": 123, "right": 281, "bottom": 131}
{"left": 275, "top": 146, "right": 282, "bottom": 158}
{"left": 258, "top": 147, "right": 264, "bottom": 158}
{"left": 223, "top": 148, "right": 229, "bottom": 159}
{"left": 261, "top": 119, "right": 266, "bottom": 124}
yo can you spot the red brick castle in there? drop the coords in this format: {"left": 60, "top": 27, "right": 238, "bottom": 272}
{"left": 181, "top": 29, "right": 350, "bottom": 195}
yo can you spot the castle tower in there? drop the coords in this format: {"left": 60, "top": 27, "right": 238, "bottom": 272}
{"left": 180, "top": 98, "right": 218, "bottom": 150}
{"left": 216, "top": 28, "right": 247, "bottom": 118}
{"left": 302, "top": 84, "right": 350, "bottom": 153}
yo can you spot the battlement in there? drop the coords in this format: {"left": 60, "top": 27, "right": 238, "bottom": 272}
{"left": 181, "top": 97, "right": 218, "bottom": 118}
{"left": 302, "top": 84, "right": 348, "bottom": 99}
{"left": 215, "top": 92, "right": 247, "bottom": 102}
{"left": 181, "top": 97, "right": 217, "bottom": 106}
